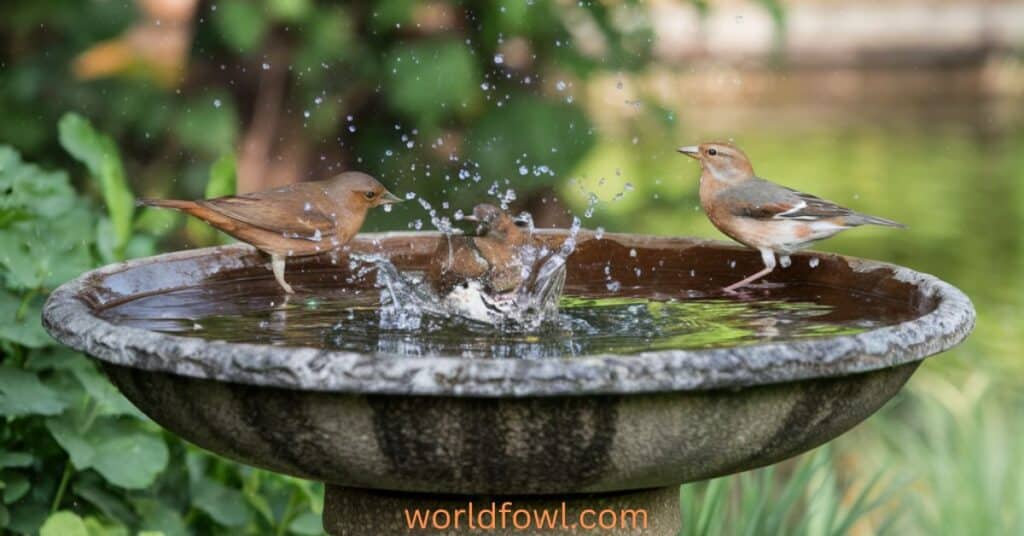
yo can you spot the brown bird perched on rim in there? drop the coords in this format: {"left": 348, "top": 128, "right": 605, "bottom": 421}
{"left": 429, "top": 204, "right": 533, "bottom": 296}
{"left": 138, "top": 171, "right": 401, "bottom": 294}
{"left": 678, "top": 142, "right": 904, "bottom": 292}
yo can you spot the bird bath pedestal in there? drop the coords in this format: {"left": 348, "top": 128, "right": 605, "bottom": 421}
{"left": 42, "top": 231, "right": 974, "bottom": 535}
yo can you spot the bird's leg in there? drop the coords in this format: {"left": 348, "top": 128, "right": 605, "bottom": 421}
{"left": 724, "top": 249, "right": 776, "bottom": 293}
{"left": 271, "top": 254, "right": 295, "bottom": 294}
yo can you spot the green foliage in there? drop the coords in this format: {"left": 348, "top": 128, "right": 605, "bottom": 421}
{"left": 40, "top": 511, "right": 89, "bottom": 536}
{"left": 58, "top": 114, "right": 135, "bottom": 261}
{"left": 0, "top": 131, "right": 323, "bottom": 534}
{"left": 679, "top": 448, "right": 905, "bottom": 535}
{"left": 214, "top": 0, "right": 269, "bottom": 52}
{"left": 468, "top": 97, "right": 595, "bottom": 184}
{"left": 385, "top": 40, "right": 482, "bottom": 128}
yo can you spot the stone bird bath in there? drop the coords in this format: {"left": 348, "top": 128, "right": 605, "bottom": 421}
{"left": 42, "top": 231, "right": 974, "bottom": 535}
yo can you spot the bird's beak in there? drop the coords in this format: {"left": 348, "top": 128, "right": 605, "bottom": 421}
{"left": 379, "top": 191, "right": 403, "bottom": 204}
{"left": 677, "top": 146, "right": 701, "bottom": 159}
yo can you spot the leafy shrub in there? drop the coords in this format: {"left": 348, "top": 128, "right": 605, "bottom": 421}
{"left": 0, "top": 114, "right": 324, "bottom": 535}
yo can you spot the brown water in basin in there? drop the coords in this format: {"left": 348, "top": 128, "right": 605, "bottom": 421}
{"left": 95, "top": 236, "right": 919, "bottom": 359}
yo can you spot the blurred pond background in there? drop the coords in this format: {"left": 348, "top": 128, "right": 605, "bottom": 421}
{"left": 2, "top": 0, "right": 1023, "bottom": 534}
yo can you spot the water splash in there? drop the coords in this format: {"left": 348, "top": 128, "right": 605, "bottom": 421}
{"left": 348, "top": 213, "right": 578, "bottom": 331}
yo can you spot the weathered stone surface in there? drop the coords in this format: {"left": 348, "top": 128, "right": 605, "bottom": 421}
{"left": 41, "top": 231, "right": 973, "bottom": 496}
{"left": 100, "top": 361, "right": 917, "bottom": 494}
{"left": 42, "top": 231, "right": 974, "bottom": 397}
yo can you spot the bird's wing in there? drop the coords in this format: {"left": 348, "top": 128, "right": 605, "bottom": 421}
{"left": 718, "top": 178, "right": 856, "bottom": 221}
{"left": 199, "top": 184, "right": 337, "bottom": 240}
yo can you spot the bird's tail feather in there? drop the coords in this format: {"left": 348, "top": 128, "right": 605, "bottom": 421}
{"left": 848, "top": 213, "right": 906, "bottom": 228}
{"left": 136, "top": 198, "right": 196, "bottom": 211}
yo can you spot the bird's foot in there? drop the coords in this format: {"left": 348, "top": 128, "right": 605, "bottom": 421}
{"left": 270, "top": 255, "right": 296, "bottom": 295}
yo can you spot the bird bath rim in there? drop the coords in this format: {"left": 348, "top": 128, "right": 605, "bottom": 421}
{"left": 42, "top": 230, "right": 975, "bottom": 397}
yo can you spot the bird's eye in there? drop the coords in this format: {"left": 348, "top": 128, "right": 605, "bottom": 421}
{"left": 364, "top": 191, "right": 376, "bottom": 200}
{"left": 707, "top": 148, "right": 718, "bottom": 156}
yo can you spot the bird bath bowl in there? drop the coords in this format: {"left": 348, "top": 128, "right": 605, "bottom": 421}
{"left": 42, "top": 231, "right": 974, "bottom": 535}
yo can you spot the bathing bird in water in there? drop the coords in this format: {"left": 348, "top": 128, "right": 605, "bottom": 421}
{"left": 430, "top": 203, "right": 533, "bottom": 296}
{"left": 678, "top": 142, "right": 904, "bottom": 292}
{"left": 138, "top": 171, "right": 401, "bottom": 294}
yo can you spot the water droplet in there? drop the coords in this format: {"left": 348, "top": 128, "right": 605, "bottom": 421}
{"left": 556, "top": 80, "right": 567, "bottom": 91}
{"left": 261, "top": 62, "right": 271, "bottom": 70}
{"left": 213, "top": 99, "right": 222, "bottom": 108}
{"left": 493, "top": 53, "right": 504, "bottom": 64}
{"left": 518, "top": 165, "right": 528, "bottom": 175}
{"left": 809, "top": 257, "right": 820, "bottom": 268}
{"left": 629, "top": 249, "right": 637, "bottom": 258}
{"left": 595, "top": 227, "right": 605, "bottom": 240}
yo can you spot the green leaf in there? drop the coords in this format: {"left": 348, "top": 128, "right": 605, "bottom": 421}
{"left": 214, "top": 0, "right": 267, "bottom": 51}
{"left": 0, "top": 205, "right": 96, "bottom": 291}
{"left": 83, "top": 516, "right": 130, "bottom": 536}
{"left": 2, "top": 471, "right": 29, "bottom": 503}
{"left": 89, "top": 423, "right": 169, "bottom": 489}
{"left": 124, "top": 234, "right": 158, "bottom": 260}
{"left": 0, "top": 145, "right": 76, "bottom": 223}
{"left": 370, "top": 0, "right": 415, "bottom": 31}
{"left": 205, "top": 154, "right": 237, "bottom": 199}
{"left": 40, "top": 511, "right": 89, "bottom": 536}
{"left": 67, "top": 355, "right": 143, "bottom": 417}
{"left": 242, "top": 471, "right": 275, "bottom": 525}
{"left": 192, "top": 478, "right": 251, "bottom": 527}
{"left": 0, "top": 292, "right": 51, "bottom": 348}
{"left": 73, "top": 480, "right": 138, "bottom": 526}
{"left": 58, "top": 113, "right": 134, "bottom": 259}
{"left": 131, "top": 499, "right": 187, "bottom": 536}
{"left": 6, "top": 489, "right": 50, "bottom": 533}
{"left": 174, "top": 95, "right": 239, "bottom": 156}
{"left": 45, "top": 417, "right": 95, "bottom": 468}
{"left": 288, "top": 511, "right": 322, "bottom": 535}
{"left": 133, "top": 207, "right": 181, "bottom": 238}
{"left": 267, "top": 0, "right": 311, "bottom": 22}
{"left": 46, "top": 416, "right": 168, "bottom": 489}
{"left": 0, "top": 452, "right": 33, "bottom": 468}
{"left": 385, "top": 40, "right": 481, "bottom": 127}
{"left": 0, "top": 145, "right": 96, "bottom": 290}
{"left": 0, "top": 365, "right": 68, "bottom": 416}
